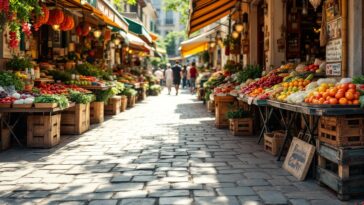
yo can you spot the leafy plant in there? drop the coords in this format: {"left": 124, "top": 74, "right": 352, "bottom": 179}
{"left": 235, "top": 64, "right": 262, "bottom": 83}
{"left": 111, "top": 82, "right": 125, "bottom": 95}
{"left": 0, "top": 71, "right": 24, "bottom": 91}
{"left": 227, "top": 108, "right": 250, "bottom": 119}
{"left": 47, "top": 70, "right": 72, "bottom": 82}
{"left": 75, "top": 63, "right": 107, "bottom": 78}
{"left": 94, "top": 89, "right": 113, "bottom": 103}
{"left": 34, "top": 95, "right": 69, "bottom": 109}
{"left": 353, "top": 75, "right": 364, "bottom": 84}
{"left": 121, "top": 88, "right": 137, "bottom": 97}
{"left": 68, "top": 91, "right": 94, "bottom": 104}
{"left": 6, "top": 55, "right": 32, "bottom": 71}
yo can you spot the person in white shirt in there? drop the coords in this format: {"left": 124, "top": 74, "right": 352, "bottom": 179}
{"left": 165, "top": 64, "right": 173, "bottom": 95}
{"left": 186, "top": 65, "right": 191, "bottom": 88}
{"left": 154, "top": 69, "right": 164, "bottom": 86}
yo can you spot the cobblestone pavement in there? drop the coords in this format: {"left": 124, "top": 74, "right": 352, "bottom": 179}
{"left": 0, "top": 89, "right": 361, "bottom": 205}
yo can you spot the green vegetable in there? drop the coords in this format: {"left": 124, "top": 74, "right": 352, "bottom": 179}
{"left": 47, "top": 70, "right": 72, "bottom": 82}
{"left": 360, "top": 95, "right": 364, "bottom": 108}
{"left": 0, "top": 71, "right": 24, "bottom": 91}
{"left": 121, "top": 88, "right": 137, "bottom": 97}
{"left": 235, "top": 65, "right": 262, "bottom": 83}
{"left": 5, "top": 55, "right": 32, "bottom": 71}
{"left": 111, "top": 82, "right": 125, "bottom": 95}
{"left": 353, "top": 76, "right": 364, "bottom": 84}
{"left": 227, "top": 108, "right": 250, "bottom": 119}
{"left": 94, "top": 89, "right": 113, "bottom": 103}
{"left": 75, "top": 62, "right": 108, "bottom": 78}
{"left": 34, "top": 95, "right": 69, "bottom": 109}
{"left": 69, "top": 91, "right": 94, "bottom": 104}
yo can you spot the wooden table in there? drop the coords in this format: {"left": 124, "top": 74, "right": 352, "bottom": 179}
{"left": 0, "top": 103, "right": 75, "bottom": 146}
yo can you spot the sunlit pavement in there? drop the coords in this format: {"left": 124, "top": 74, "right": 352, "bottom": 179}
{"left": 0, "top": 88, "right": 358, "bottom": 205}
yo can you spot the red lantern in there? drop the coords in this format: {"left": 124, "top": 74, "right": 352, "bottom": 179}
{"left": 60, "top": 15, "right": 74, "bottom": 31}
{"left": 47, "top": 9, "right": 64, "bottom": 25}
{"left": 34, "top": 5, "right": 50, "bottom": 31}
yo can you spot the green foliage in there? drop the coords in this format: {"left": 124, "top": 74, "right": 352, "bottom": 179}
{"left": 227, "top": 108, "right": 250, "bottom": 119}
{"left": 122, "top": 88, "right": 137, "bottom": 97}
{"left": 0, "top": 71, "right": 24, "bottom": 91}
{"left": 235, "top": 65, "right": 262, "bottom": 83}
{"left": 94, "top": 89, "right": 113, "bottom": 103}
{"left": 164, "top": 31, "right": 186, "bottom": 56}
{"left": 47, "top": 70, "right": 72, "bottom": 82}
{"left": 68, "top": 91, "right": 94, "bottom": 104}
{"left": 6, "top": 56, "right": 32, "bottom": 71}
{"left": 75, "top": 63, "right": 109, "bottom": 79}
{"left": 201, "top": 51, "right": 210, "bottom": 64}
{"left": 113, "top": 0, "right": 137, "bottom": 12}
{"left": 353, "top": 76, "right": 364, "bottom": 84}
{"left": 205, "top": 89, "right": 212, "bottom": 101}
{"left": 34, "top": 95, "right": 69, "bottom": 109}
{"left": 111, "top": 82, "right": 125, "bottom": 95}
{"left": 163, "top": 0, "right": 189, "bottom": 25}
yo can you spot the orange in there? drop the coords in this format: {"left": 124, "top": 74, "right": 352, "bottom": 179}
{"left": 340, "top": 83, "right": 349, "bottom": 91}
{"left": 318, "top": 98, "right": 325, "bottom": 104}
{"left": 347, "top": 88, "right": 356, "bottom": 94}
{"left": 335, "top": 92, "right": 344, "bottom": 99}
{"left": 348, "top": 100, "right": 353, "bottom": 105}
{"left": 348, "top": 83, "right": 356, "bottom": 90}
{"left": 354, "top": 92, "right": 360, "bottom": 100}
{"left": 329, "top": 98, "right": 338, "bottom": 105}
{"left": 322, "top": 92, "right": 329, "bottom": 99}
{"left": 339, "top": 98, "right": 348, "bottom": 105}
{"left": 345, "top": 92, "right": 354, "bottom": 100}
{"left": 353, "top": 100, "right": 360, "bottom": 105}
{"left": 328, "top": 88, "right": 338, "bottom": 97}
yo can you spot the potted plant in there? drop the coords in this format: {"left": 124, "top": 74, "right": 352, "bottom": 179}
{"left": 227, "top": 108, "right": 253, "bottom": 136}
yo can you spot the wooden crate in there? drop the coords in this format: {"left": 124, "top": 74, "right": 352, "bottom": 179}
{"left": 264, "top": 131, "right": 286, "bottom": 156}
{"left": 0, "top": 128, "right": 10, "bottom": 151}
{"left": 105, "top": 96, "right": 121, "bottom": 115}
{"left": 229, "top": 118, "right": 253, "bottom": 136}
{"left": 90, "top": 101, "right": 104, "bottom": 124}
{"left": 138, "top": 88, "right": 147, "bottom": 101}
{"left": 214, "top": 95, "right": 236, "bottom": 129}
{"left": 238, "top": 101, "right": 250, "bottom": 111}
{"left": 27, "top": 114, "right": 61, "bottom": 148}
{"left": 61, "top": 103, "right": 90, "bottom": 135}
{"left": 317, "top": 142, "right": 364, "bottom": 200}
{"left": 207, "top": 100, "right": 215, "bottom": 113}
{"left": 120, "top": 96, "right": 128, "bottom": 112}
{"left": 318, "top": 116, "right": 364, "bottom": 147}
{"left": 128, "top": 95, "right": 136, "bottom": 108}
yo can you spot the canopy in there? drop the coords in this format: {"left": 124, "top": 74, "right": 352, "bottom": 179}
{"left": 149, "top": 32, "right": 159, "bottom": 41}
{"left": 187, "top": 0, "right": 237, "bottom": 35}
{"left": 180, "top": 29, "right": 216, "bottom": 57}
{"left": 124, "top": 17, "right": 153, "bottom": 43}
{"left": 127, "top": 33, "right": 149, "bottom": 52}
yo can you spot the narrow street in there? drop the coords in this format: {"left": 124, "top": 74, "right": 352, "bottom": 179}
{"left": 0, "top": 89, "right": 352, "bottom": 205}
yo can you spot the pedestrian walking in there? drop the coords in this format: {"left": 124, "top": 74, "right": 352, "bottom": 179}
{"left": 182, "top": 66, "right": 187, "bottom": 89}
{"left": 154, "top": 68, "right": 164, "bottom": 86}
{"left": 165, "top": 64, "right": 173, "bottom": 95}
{"left": 186, "top": 65, "right": 191, "bottom": 88}
{"left": 189, "top": 62, "right": 198, "bottom": 93}
{"left": 172, "top": 61, "right": 182, "bottom": 95}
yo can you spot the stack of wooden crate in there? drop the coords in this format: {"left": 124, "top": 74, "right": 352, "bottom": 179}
{"left": 316, "top": 116, "right": 364, "bottom": 200}
{"left": 27, "top": 114, "right": 61, "bottom": 148}
{"left": 120, "top": 95, "right": 128, "bottom": 112}
{"left": 61, "top": 103, "right": 90, "bottom": 135}
{"left": 105, "top": 96, "right": 121, "bottom": 115}
{"left": 90, "top": 102, "right": 104, "bottom": 124}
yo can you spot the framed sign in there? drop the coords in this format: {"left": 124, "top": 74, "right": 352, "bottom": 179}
{"left": 327, "top": 17, "right": 342, "bottom": 40}
{"left": 283, "top": 137, "right": 315, "bottom": 181}
{"left": 326, "top": 63, "right": 341, "bottom": 76}
{"left": 326, "top": 38, "right": 342, "bottom": 62}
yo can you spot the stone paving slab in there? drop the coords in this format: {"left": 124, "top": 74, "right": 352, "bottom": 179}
{"left": 0, "top": 89, "right": 361, "bottom": 205}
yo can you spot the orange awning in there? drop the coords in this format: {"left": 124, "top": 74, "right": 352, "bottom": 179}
{"left": 149, "top": 32, "right": 159, "bottom": 41}
{"left": 188, "top": 0, "right": 237, "bottom": 36}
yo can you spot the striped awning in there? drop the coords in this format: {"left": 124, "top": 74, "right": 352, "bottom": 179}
{"left": 187, "top": 0, "right": 238, "bottom": 35}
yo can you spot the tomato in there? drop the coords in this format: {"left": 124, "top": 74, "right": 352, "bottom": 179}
{"left": 340, "top": 83, "right": 349, "bottom": 91}
{"left": 329, "top": 98, "right": 338, "bottom": 105}
{"left": 304, "top": 98, "right": 309, "bottom": 103}
{"left": 348, "top": 100, "right": 353, "bottom": 105}
{"left": 354, "top": 92, "right": 361, "bottom": 100}
{"left": 353, "top": 100, "right": 360, "bottom": 105}
{"left": 348, "top": 83, "right": 356, "bottom": 90}
{"left": 345, "top": 92, "right": 354, "bottom": 100}
{"left": 312, "top": 99, "right": 319, "bottom": 104}
{"left": 318, "top": 98, "right": 325, "bottom": 104}
{"left": 322, "top": 92, "right": 329, "bottom": 99}
{"left": 347, "top": 88, "right": 356, "bottom": 94}
{"left": 323, "top": 100, "right": 330, "bottom": 105}
{"left": 328, "top": 88, "right": 338, "bottom": 97}
{"left": 339, "top": 98, "right": 348, "bottom": 105}
{"left": 335, "top": 92, "right": 344, "bottom": 99}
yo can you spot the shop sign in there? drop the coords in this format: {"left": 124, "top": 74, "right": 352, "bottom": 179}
{"left": 97, "top": 0, "right": 115, "bottom": 21}
{"left": 327, "top": 17, "right": 342, "bottom": 40}
{"left": 326, "top": 38, "right": 342, "bottom": 62}
{"left": 326, "top": 63, "right": 341, "bottom": 76}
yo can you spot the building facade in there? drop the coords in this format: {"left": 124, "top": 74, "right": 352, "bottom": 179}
{"left": 151, "top": 0, "right": 185, "bottom": 58}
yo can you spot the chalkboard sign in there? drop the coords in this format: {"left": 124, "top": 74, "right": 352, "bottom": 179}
{"left": 283, "top": 137, "right": 315, "bottom": 181}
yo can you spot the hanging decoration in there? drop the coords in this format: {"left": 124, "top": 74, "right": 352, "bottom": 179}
{"left": 33, "top": 5, "right": 50, "bottom": 31}
{"left": 309, "top": 0, "right": 321, "bottom": 11}
{"left": 76, "top": 22, "right": 91, "bottom": 36}
{"left": 60, "top": 15, "right": 74, "bottom": 31}
{"left": 47, "top": 9, "right": 64, "bottom": 25}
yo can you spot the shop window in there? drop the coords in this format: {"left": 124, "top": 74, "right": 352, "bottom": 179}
{"left": 165, "top": 11, "right": 174, "bottom": 25}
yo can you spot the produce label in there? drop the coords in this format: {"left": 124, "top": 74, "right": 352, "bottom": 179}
{"left": 326, "top": 38, "right": 342, "bottom": 62}
{"left": 326, "top": 63, "right": 341, "bottom": 76}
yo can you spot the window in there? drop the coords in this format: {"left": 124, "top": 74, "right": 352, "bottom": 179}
{"left": 130, "top": 4, "right": 137, "bottom": 12}
{"left": 165, "top": 11, "right": 174, "bottom": 25}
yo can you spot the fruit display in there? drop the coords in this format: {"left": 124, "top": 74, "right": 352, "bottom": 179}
{"left": 304, "top": 83, "right": 360, "bottom": 105}
{"left": 36, "top": 84, "right": 91, "bottom": 95}
{"left": 214, "top": 83, "right": 237, "bottom": 96}
{"left": 274, "top": 78, "right": 311, "bottom": 102}
{"left": 0, "top": 97, "right": 16, "bottom": 104}
{"left": 34, "top": 95, "right": 69, "bottom": 109}
{"left": 239, "top": 74, "right": 283, "bottom": 95}
{"left": 118, "top": 73, "right": 139, "bottom": 84}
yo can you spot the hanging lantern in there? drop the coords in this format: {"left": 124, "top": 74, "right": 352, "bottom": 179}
{"left": 232, "top": 31, "right": 239, "bottom": 39}
{"left": 309, "top": 0, "right": 321, "bottom": 11}
{"left": 47, "top": 9, "right": 64, "bottom": 25}
{"left": 93, "top": 30, "right": 102, "bottom": 38}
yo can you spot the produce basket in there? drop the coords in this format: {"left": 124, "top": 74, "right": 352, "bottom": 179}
{"left": 34, "top": 103, "right": 58, "bottom": 109}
